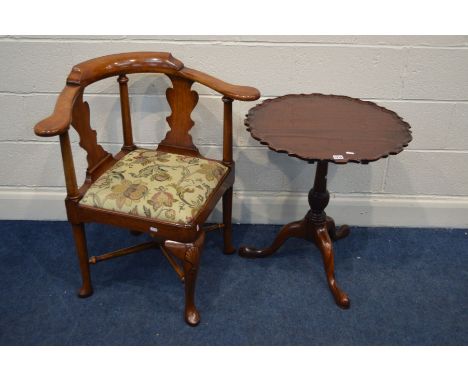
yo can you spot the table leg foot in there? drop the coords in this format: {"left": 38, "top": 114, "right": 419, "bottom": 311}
{"left": 326, "top": 216, "right": 350, "bottom": 242}
{"left": 313, "top": 225, "right": 350, "bottom": 309}
{"left": 239, "top": 220, "right": 306, "bottom": 258}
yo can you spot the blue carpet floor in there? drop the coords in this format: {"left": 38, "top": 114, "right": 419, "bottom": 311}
{"left": 0, "top": 221, "right": 467, "bottom": 345}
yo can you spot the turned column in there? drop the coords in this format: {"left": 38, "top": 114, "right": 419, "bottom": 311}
{"left": 118, "top": 74, "right": 136, "bottom": 152}
{"left": 306, "top": 161, "right": 330, "bottom": 226}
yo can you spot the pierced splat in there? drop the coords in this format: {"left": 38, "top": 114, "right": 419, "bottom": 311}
{"left": 71, "top": 91, "right": 113, "bottom": 181}
{"left": 158, "top": 75, "right": 199, "bottom": 155}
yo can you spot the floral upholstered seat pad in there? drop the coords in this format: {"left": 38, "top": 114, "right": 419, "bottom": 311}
{"left": 79, "top": 149, "right": 228, "bottom": 224}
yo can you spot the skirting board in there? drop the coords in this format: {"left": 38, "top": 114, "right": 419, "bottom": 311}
{"left": 0, "top": 188, "right": 467, "bottom": 228}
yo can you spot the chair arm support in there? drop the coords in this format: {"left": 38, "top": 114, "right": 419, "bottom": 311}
{"left": 34, "top": 85, "right": 81, "bottom": 137}
{"left": 181, "top": 68, "right": 260, "bottom": 101}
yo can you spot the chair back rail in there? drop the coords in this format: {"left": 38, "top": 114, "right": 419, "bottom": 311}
{"left": 34, "top": 52, "right": 260, "bottom": 192}
{"left": 66, "top": 52, "right": 184, "bottom": 87}
{"left": 65, "top": 52, "right": 259, "bottom": 101}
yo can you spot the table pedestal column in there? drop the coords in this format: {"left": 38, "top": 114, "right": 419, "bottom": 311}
{"left": 239, "top": 161, "right": 350, "bottom": 309}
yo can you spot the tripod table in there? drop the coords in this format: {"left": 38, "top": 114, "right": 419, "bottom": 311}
{"left": 239, "top": 94, "right": 412, "bottom": 308}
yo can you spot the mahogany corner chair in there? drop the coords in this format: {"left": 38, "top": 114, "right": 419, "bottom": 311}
{"left": 34, "top": 52, "right": 260, "bottom": 326}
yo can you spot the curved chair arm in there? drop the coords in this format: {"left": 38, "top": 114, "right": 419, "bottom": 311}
{"left": 180, "top": 67, "right": 260, "bottom": 101}
{"left": 65, "top": 52, "right": 260, "bottom": 102}
{"left": 66, "top": 52, "right": 184, "bottom": 87}
{"left": 34, "top": 85, "right": 81, "bottom": 137}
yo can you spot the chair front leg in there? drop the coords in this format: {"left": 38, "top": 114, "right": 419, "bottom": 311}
{"left": 165, "top": 231, "right": 205, "bottom": 326}
{"left": 222, "top": 187, "right": 236, "bottom": 254}
{"left": 71, "top": 223, "right": 93, "bottom": 297}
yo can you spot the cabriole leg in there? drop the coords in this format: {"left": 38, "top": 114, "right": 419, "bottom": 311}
{"left": 312, "top": 226, "right": 350, "bottom": 308}
{"left": 326, "top": 216, "right": 350, "bottom": 242}
{"left": 239, "top": 219, "right": 306, "bottom": 258}
{"left": 307, "top": 161, "right": 350, "bottom": 308}
{"left": 165, "top": 232, "right": 205, "bottom": 326}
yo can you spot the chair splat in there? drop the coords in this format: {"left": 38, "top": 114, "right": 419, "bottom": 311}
{"left": 71, "top": 91, "right": 113, "bottom": 182}
{"left": 158, "top": 75, "right": 199, "bottom": 155}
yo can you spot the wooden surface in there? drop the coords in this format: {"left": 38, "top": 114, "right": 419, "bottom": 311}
{"left": 34, "top": 52, "right": 260, "bottom": 326}
{"left": 239, "top": 161, "right": 351, "bottom": 308}
{"left": 35, "top": 52, "right": 260, "bottom": 139}
{"left": 33, "top": 85, "right": 81, "bottom": 137}
{"left": 241, "top": 93, "right": 412, "bottom": 309}
{"left": 66, "top": 52, "right": 260, "bottom": 101}
{"left": 245, "top": 94, "right": 412, "bottom": 164}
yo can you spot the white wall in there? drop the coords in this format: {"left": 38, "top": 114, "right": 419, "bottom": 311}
{"left": 1, "top": 35, "right": 467, "bottom": 227}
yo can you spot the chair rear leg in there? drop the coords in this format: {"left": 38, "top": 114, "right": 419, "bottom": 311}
{"left": 222, "top": 187, "right": 236, "bottom": 254}
{"left": 165, "top": 232, "right": 205, "bottom": 326}
{"left": 71, "top": 223, "right": 93, "bottom": 298}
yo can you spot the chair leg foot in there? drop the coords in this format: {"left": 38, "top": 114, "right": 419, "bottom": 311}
{"left": 71, "top": 223, "right": 93, "bottom": 298}
{"left": 222, "top": 187, "right": 236, "bottom": 255}
{"left": 183, "top": 246, "right": 201, "bottom": 326}
{"left": 165, "top": 232, "right": 205, "bottom": 326}
{"left": 185, "top": 304, "right": 201, "bottom": 327}
{"left": 78, "top": 287, "right": 93, "bottom": 298}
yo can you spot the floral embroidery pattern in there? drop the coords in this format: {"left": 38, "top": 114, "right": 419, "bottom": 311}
{"left": 197, "top": 163, "right": 226, "bottom": 181}
{"left": 80, "top": 149, "right": 227, "bottom": 224}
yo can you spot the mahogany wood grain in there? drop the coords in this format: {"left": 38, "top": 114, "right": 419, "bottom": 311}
{"left": 118, "top": 74, "right": 137, "bottom": 152}
{"left": 35, "top": 52, "right": 259, "bottom": 138}
{"left": 34, "top": 85, "right": 81, "bottom": 137}
{"left": 181, "top": 67, "right": 260, "bottom": 101}
{"left": 33, "top": 52, "right": 260, "bottom": 326}
{"left": 326, "top": 216, "right": 350, "bottom": 241}
{"left": 69, "top": 165, "right": 234, "bottom": 244}
{"left": 246, "top": 94, "right": 412, "bottom": 164}
{"left": 312, "top": 225, "right": 350, "bottom": 308}
{"left": 59, "top": 132, "right": 79, "bottom": 199}
{"left": 240, "top": 94, "right": 412, "bottom": 309}
{"left": 158, "top": 75, "right": 199, "bottom": 155}
{"left": 71, "top": 223, "right": 93, "bottom": 298}
{"left": 239, "top": 161, "right": 350, "bottom": 308}
{"left": 71, "top": 91, "right": 112, "bottom": 181}
{"left": 240, "top": 219, "right": 306, "bottom": 258}
{"left": 222, "top": 97, "right": 235, "bottom": 254}
{"left": 222, "top": 187, "right": 236, "bottom": 254}
{"left": 222, "top": 97, "right": 233, "bottom": 164}
{"left": 67, "top": 52, "right": 184, "bottom": 86}
{"left": 66, "top": 52, "right": 259, "bottom": 100}
{"left": 89, "top": 241, "right": 158, "bottom": 264}
{"left": 165, "top": 232, "right": 205, "bottom": 326}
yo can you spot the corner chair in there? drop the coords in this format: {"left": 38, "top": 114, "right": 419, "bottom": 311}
{"left": 34, "top": 52, "right": 260, "bottom": 326}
